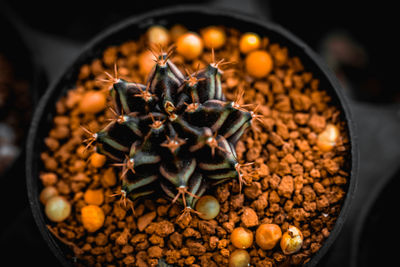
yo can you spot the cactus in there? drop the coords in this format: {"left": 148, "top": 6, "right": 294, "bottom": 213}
{"left": 85, "top": 47, "right": 260, "bottom": 212}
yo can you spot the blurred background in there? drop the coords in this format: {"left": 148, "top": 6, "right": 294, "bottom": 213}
{"left": 0, "top": 0, "right": 399, "bottom": 266}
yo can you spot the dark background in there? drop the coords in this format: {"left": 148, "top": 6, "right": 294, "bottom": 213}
{"left": 1, "top": 0, "right": 399, "bottom": 266}
{"left": 3, "top": 0, "right": 400, "bottom": 102}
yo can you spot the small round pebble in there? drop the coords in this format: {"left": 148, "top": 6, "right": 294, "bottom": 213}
{"left": 45, "top": 196, "right": 71, "bottom": 222}
{"left": 231, "top": 227, "right": 254, "bottom": 249}
{"left": 255, "top": 223, "right": 282, "bottom": 250}
{"left": 147, "top": 25, "right": 170, "bottom": 47}
{"left": 176, "top": 32, "right": 204, "bottom": 60}
{"left": 79, "top": 91, "right": 106, "bottom": 114}
{"left": 280, "top": 225, "right": 303, "bottom": 255}
{"left": 239, "top": 32, "right": 261, "bottom": 54}
{"left": 229, "top": 249, "right": 251, "bottom": 267}
{"left": 201, "top": 26, "right": 226, "bottom": 49}
{"left": 40, "top": 186, "right": 58, "bottom": 205}
{"left": 245, "top": 50, "right": 273, "bottom": 78}
{"left": 195, "top": 195, "right": 220, "bottom": 220}
{"left": 81, "top": 205, "right": 105, "bottom": 232}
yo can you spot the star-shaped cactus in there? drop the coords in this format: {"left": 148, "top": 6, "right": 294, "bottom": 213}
{"left": 87, "top": 47, "right": 261, "bottom": 210}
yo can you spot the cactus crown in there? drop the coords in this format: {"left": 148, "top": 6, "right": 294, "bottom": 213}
{"left": 89, "top": 47, "right": 259, "bottom": 211}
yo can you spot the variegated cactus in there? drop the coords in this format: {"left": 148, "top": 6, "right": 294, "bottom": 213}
{"left": 85, "top": 48, "right": 260, "bottom": 212}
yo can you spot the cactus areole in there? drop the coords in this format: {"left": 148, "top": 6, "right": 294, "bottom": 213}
{"left": 89, "top": 48, "right": 258, "bottom": 211}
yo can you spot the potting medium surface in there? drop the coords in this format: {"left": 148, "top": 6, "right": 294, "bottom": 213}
{"left": 35, "top": 25, "right": 351, "bottom": 266}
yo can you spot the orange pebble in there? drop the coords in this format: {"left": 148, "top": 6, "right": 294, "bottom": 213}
{"left": 176, "top": 32, "right": 204, "bottom": 60}
{"left": 79, "top": 91, "right": 107, "bottom": 114}
{"left": 317, "top": 123, "right": 339, "bottom": 152}
{"left": 147, "top": 25, "right": 170, "bottom": 47}
{"left": 90, "top": 153, "right": 107, "bottom": 168}
{"left": 201, "top": 26, "right": 226, "bottom": 49}
{"left": 280, "top": 225, "right": 303, "bottom": 255}
{"left": 170, "top": 24, "right": 187, "bottom": 41}
{"left": 239, "top": 32, "right": 261, "bottom": 54}
{"left": 84, "top": 189, "right": 104, "bottom": 206}
{"left": 245, "top": 50, "right": 273, "bottom": 78}
{"left": 138, "top": 50, "right": 156, "bottom": 77}
{"left": 255, "top": 223, "right": 282, "bottom": 250}
{"left": 81, "top": 205, "right": 105, "bottom": 232}
{"left": 231, "top": 227, "right": 254, "bottom": 249}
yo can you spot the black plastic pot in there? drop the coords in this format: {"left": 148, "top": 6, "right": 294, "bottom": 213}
{"left": 26, "top": 5, "right": 358, "bottom": 267}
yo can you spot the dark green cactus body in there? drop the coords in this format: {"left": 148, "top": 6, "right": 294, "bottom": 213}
{"left": 95, "top": 53, "right": 255, "bottom": 209}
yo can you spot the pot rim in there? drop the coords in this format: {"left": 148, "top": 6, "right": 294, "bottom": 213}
{"left": 26, "top": 4, "right": 358, "bottom": 267}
